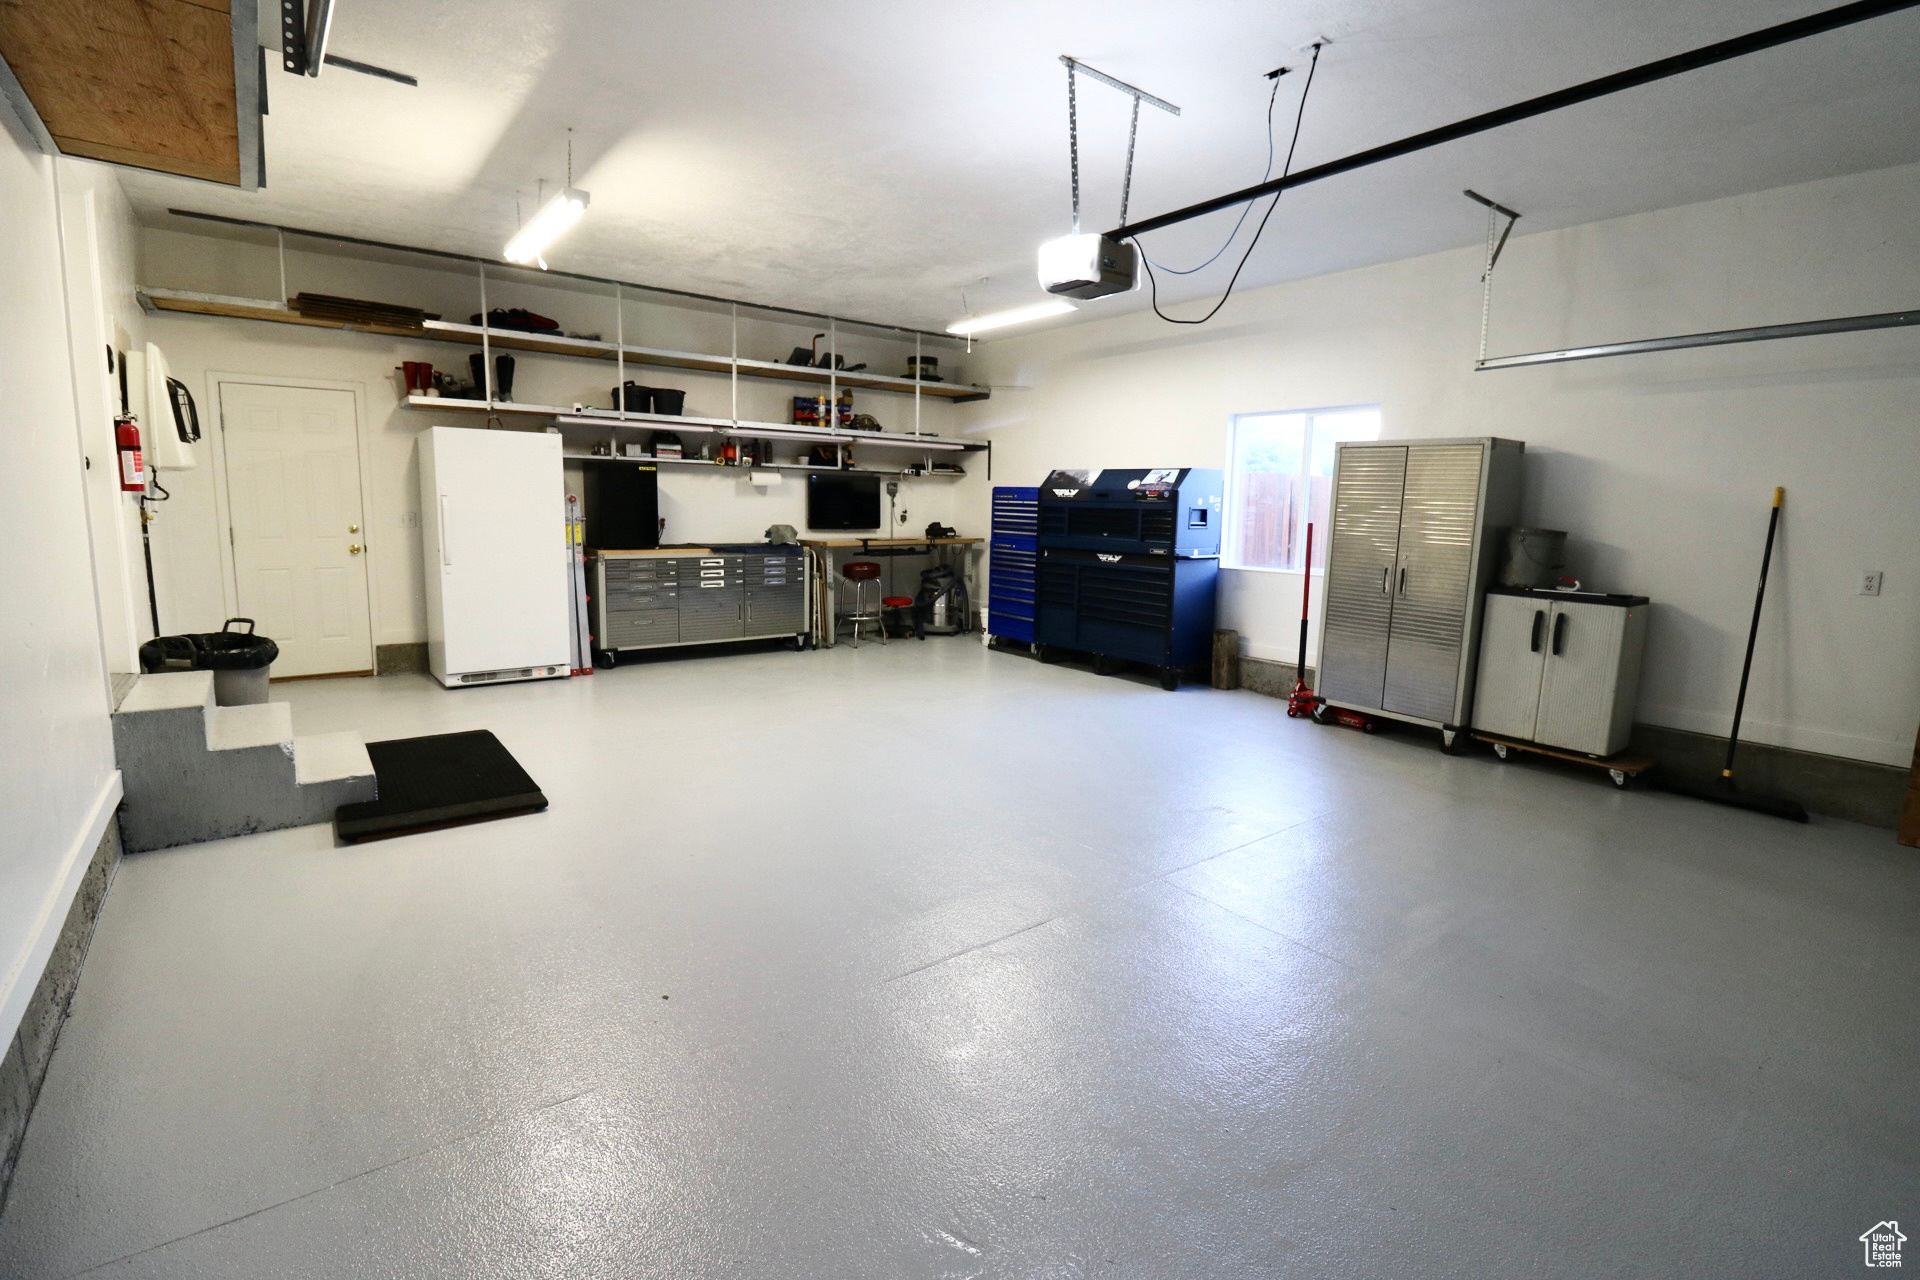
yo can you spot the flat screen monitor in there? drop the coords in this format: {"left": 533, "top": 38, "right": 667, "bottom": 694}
{"left": 807, "top": 472, "right": 882, "bottom": 530}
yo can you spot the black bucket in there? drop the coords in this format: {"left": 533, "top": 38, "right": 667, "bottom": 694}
{"left": 138, "top": 618, "right": 279, "bottom": 705}
{"left": 650, "top": 388, "right": 686, "bottom": 416}
{"left": 611, "top": 382, "right": 652, "bottom": 412}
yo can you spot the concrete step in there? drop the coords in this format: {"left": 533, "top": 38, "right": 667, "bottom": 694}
{"left": 293, "top": 731, "right": 379, "bottom": 827}
{"left": 112, "top": 673, "right": 380, "bottom": 851}
{"left": 293, "top": 731, "right": 374, "bottom": 786}
{"left": 206, "top": 701, "right": 294, "bottom": 753}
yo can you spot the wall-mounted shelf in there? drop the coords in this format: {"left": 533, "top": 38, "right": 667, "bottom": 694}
{"left": 138, "top": 288, "right": 992, "bottom": 402}
{"left": 404, "top": 394, "right": 978, "bottom": 451}
{"left": 562, "top": 451, "right": 965, "bottom": 478}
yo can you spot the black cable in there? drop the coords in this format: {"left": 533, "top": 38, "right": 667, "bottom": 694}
{"left": 1136, "top": 42, "right": 1321, "bottom": 325}
{"left": 1141, "top": 72, "right": 1285, "bottom": 276}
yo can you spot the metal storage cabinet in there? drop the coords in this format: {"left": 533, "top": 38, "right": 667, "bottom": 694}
{"left": 989, "top": 486, "right": 1039, "bottom": 644}
{"left": 679, "top": 555, "right": 746, "bottom": 643}
{"left": 744, "top": 553, "right": 805, "bottom": 638}
{"left": 1472, "top": 588, "right": 1649, "bottom": 756}
{"left": 1316, "top": 438, "right": 1523, "bottom": 743}
{"left": 592, "top": 548, "right": 805, "bottom": 663}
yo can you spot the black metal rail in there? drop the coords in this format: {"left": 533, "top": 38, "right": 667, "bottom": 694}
{"left": 1109, "top": 0, "right": 1920, "bottom": 240}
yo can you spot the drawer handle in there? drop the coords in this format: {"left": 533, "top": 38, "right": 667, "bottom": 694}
{"left": 699, "top": 558, "right": 724, "bottom": 565}
{"left": 701, "top": 581, "right": 724, "bottom": 588}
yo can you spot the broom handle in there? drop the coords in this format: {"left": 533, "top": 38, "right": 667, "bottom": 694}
{"left": 1724, "top": 487, "right": 1783, "bottom": 779}
{"left": 1297, "top": 523, "right": 1314, "bottom": 677}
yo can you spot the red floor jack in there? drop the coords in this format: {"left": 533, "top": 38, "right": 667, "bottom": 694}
{"left": 1286, "top": 523, "right": 1377, "bottom": 731}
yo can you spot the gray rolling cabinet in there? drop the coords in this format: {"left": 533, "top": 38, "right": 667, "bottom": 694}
{"left": 1316, "top": 437, "right": 1524, "bottom": 747}
{"left": 1471, "top": 588, "right": 1650, "bottom": 757}
{"left": 592, "top": 548, "right": 805, "bottom": 666}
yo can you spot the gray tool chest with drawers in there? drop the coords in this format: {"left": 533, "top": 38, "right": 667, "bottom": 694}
{"left": 592, "top": 547, "right": 806, "bottom": 666}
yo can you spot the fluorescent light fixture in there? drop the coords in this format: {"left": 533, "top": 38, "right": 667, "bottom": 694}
{"left": 946, "top": 299, "right": 1076, "bottom": 336}
{"left": 503, "top": 187, "right": 591, "bottom": 267}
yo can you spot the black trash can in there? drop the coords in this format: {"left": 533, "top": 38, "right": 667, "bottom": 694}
{"left": 138, "top": 618, "right": 280, "bottom": 706}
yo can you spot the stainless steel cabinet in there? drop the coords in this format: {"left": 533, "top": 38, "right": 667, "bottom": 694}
{"left": 1317, "top": 438, "right": 1523, "bottom": 736}
{"left": 1472, "top": 589, "right": 1649, "bottom": 756}
{"left": 593, "top": 551, "right": 806, "bottom": 662}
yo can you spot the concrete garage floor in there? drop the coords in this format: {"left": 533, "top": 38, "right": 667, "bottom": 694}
{"left": 2, "top": 641, "right": 1916, "bottom": 1278}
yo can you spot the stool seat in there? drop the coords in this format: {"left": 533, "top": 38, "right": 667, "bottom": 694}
{"left": 881, "top": 595, "right": 913, "bottom": 608}
{"left": 842, "top": 561, "right": 882, "bottom": 581}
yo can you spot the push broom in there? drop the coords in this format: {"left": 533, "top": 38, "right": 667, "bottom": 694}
{"left": 1658, "top": 487, "right": 1809, "bottom": 822}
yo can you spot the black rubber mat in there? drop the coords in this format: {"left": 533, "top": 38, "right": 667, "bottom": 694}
{"left": 334, "top": 730, "right": 547, "bottom": 844}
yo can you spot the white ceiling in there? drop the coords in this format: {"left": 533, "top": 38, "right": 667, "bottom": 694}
{"left": 118, "top": 0, "right": 1920, "bottom": 333}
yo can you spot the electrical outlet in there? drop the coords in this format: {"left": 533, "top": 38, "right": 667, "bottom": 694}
{"left": 399, "top": 510, "right": 420, "bottom": 529}
{"left": 1861, "top": 570, "right": 1883, "bottom": 597}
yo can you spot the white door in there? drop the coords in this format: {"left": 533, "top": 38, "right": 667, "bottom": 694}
{"left": 220, "top": 382, "right": 373, "bottom": 677}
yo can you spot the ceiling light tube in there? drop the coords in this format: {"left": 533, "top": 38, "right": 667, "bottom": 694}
{"left": 504, "top": 187, "right": 591, "bottom": 267}
{"left": 946, "top": 300, "right": 1076, "bottom": 336}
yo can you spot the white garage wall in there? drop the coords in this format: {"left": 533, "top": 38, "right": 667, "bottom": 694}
{"left": 136, "top": 229, "right": 984, "bottom": 651}
{"left": 0, "top": 112, "right": 123, "bottom": 1043}
{"left": 959, "top": 162, "right": 1920, "bottom": 767}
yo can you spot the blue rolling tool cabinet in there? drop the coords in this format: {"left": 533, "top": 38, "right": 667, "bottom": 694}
{"left": 987, "top": 486, "right": 1039, "bottom": 645}
{"left": 1033, "top": 468, "right": 1223, "bottom": 690}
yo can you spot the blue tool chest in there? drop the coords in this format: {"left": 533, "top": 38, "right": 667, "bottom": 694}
{"left": 988, "top": 486, "right": 1039, "bottom": 644}
{"left": 1032, "top": 468, "right": 1223, "bottom": 690}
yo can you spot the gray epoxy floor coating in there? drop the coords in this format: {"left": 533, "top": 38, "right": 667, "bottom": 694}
{"left": 3, "top": 641, "right": 1916, "bottom": 1278}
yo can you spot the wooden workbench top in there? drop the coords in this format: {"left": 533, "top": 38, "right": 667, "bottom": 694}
{"left": 798, "top": 536, "right": 983, "bottom": 548}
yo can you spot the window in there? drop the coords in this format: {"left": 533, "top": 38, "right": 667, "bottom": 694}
{"left": 1225, "top": 406, "right": 1382, "bottom": 571}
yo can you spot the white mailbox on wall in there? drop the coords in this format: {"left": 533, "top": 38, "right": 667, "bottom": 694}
{"left": 1471, "top": 587, "right": 1650, "bottom": 758}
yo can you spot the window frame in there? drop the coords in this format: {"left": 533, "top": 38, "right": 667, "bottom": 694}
{"left": 1222, "top": 403, "right": 1382, "bottom": 574}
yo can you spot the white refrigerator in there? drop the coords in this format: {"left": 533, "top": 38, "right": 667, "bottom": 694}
{"left": 418, "top": 426, "right": 571, "bottom": 687}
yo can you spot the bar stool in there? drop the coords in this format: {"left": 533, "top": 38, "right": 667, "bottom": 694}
{"left": 840, "top": 560, "right": 885, "bottom": 647}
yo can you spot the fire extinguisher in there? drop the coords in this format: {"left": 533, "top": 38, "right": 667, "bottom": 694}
{"left": 116, "top": 416, "right": 146, "bottom": 492}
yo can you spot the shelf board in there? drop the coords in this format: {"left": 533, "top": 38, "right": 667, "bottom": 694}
{"left": 560, "top": 452, "right": 963, "bottom": 478}
{"left": 407, "top": 395, "right": 975, "bottom": 451}
{"left": 135, "top": 290, "right": 989, "bottom": 400}
{"left": 418, "top": 319, "right": 991, "bottom": 400}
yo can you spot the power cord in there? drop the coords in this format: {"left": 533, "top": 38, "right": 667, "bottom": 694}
{"left": 1141, "top": 69, "right": 1287, "bottom": 276}
{"left": 1135, "top": 41, "right": 1322, "bottom": 326}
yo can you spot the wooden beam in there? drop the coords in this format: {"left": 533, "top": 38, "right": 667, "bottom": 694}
{"left": 0, "top": 0, "right": 242, "bottom": 184}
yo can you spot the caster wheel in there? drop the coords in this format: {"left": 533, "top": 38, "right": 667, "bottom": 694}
{"left": 1311, "top": 703, "right": 1330, "bottom": 725}
{"left": 1609, "top": 769, "right": 1631, "bottom": 789}
{"left": 594, "top": 649, "right": 617, "bottom": 669}
{"left": 1361, "top": 718, "right": 1380, "bottom": 734}
{"left": 1035, "top": 644, "right": 1054, "bottom": 665}
{"left": 1094, "top": 655, "right": 1115, "bottom": 676}
{"left": 1493, "top": 742, "right": 1510, "bottom": 761}
{"left": 1159, "top": 669, "right": 1180, "bottom": 692}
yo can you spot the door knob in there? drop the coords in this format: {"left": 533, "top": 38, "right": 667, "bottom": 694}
{"left": 349, "top": 543, "right": 363, "bottom": 555}
{"left": 348, "top": 523, "right": 360, "bottom": 534}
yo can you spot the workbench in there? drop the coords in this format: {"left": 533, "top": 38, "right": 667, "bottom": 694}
{"left": 800, "top": 537, "right": 983, "bottom": 647}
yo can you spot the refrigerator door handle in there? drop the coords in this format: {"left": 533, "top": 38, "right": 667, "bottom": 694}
{"left": 1380, "top": 566, "right": 1390, "bottom": 594}
{"left": 438, "top": 495, "right": 451, "bottom": 567}
{"left": 1551, "top": 611, "right": 1568, "bottom": 656}
{"left": 1398, "top": 566, "right": 1408, "bottom": 595}
{"left": 1530, "top": 609, "right": 1545, "bottom": 653}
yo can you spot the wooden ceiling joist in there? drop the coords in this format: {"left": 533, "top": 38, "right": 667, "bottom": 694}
{"left": 0, "top": 0, "right": 260, "bottom": 187}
